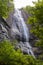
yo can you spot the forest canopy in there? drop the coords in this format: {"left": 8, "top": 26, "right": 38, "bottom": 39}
{"left": 0, "top": 0, "right": 14, "bottom": 18}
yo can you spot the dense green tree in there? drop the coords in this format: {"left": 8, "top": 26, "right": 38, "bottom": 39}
{"left": 0, "top": 0, "right": 14, "bottom": 18}
{"left": 26, "top": 0, "right": 43, "bottom": 59}
{"left": 0, "top": 40, "right": 39, "bottom": 65}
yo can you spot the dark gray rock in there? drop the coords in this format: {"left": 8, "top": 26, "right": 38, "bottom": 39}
{"left": 0, "top": 24, "right": 9, "bottom": 41}
{"left": 0, "top": 17, "right": 10, "bottom": 41}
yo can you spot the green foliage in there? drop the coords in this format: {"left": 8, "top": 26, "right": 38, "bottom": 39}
{"left": 0, "top": 40, "right": 41, "bottom": 65}
{"left": 35, "top": 40, "right": 43, "bottom": 48}
{"left": 0, "top": 40, "right": 14, "bottom": 64}
{"left": 25, "top": 0, "right": 43, "bottom": 59}
{"left": 28, "top": 0, "right": 43, "bottom": 47}
{"left": 0, "top": 0, "right": 14, "bottom": 18}
{"left": 23, "top": 6, "right": 35, "bottom": 15}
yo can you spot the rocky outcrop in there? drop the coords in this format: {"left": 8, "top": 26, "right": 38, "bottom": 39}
{"left": 0, "top": 17, "right": 10, "bottom": 41}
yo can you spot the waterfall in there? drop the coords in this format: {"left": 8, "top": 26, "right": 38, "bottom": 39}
{"left": 14, "top": 9, "right": 29, "bottom": 41}
{"left": 12, "top": 9, "right": 35, "bottom": 58}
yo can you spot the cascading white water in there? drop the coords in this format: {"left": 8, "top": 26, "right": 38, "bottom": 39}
{"left": 14, "top": 9, "right": 29, "bottom": 41}
{"left": 12, "top": 9, "right": 35, "bottom": 58}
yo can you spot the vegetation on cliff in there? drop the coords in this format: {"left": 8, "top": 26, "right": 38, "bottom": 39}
{"left": 24, "top": 0, "right": 43, "bottom": 59}
{"left": 0, "top": 40, "right": 42, "bottom": 65}
{"left": 0, "top": 0, "right": 14, "bottom": 18}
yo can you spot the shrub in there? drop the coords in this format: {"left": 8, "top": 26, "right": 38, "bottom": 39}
{"left": 0, "top": 40, "right": 42, "bottom": 65}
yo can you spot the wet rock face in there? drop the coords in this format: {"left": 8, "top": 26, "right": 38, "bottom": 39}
{"left": 0, "top": 24, "right": 9, "bottom": 41}
{"left": 0, "top": 17, "right": 27, "bottom": 42}
{"left": 0, "top": 17, "right": 26, "bottom": 42}
{"left": 0, "top": 18, "right": 9, "bottom": 41}
{"left": 10, "top": 16, "right": 27, "bottom": 42}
